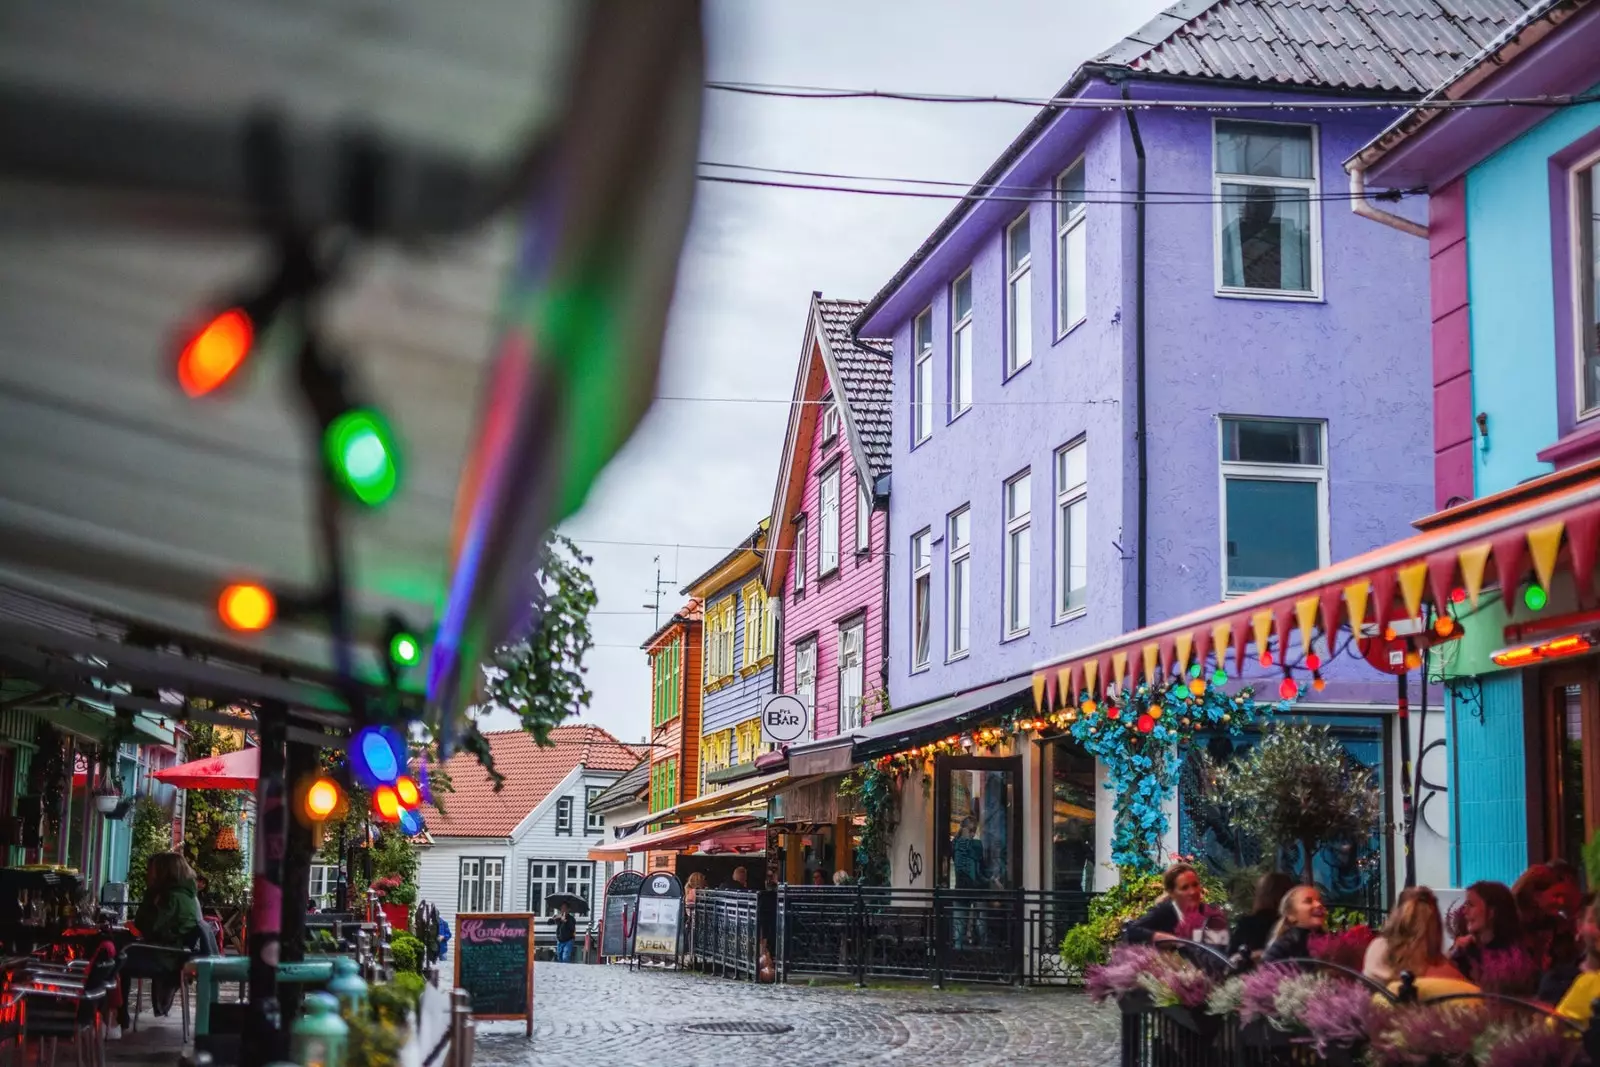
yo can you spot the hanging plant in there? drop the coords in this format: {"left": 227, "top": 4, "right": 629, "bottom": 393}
{"left": 838, "top": 761, "right": 899, "bottom": 886}
{"left": 1067, "top": 673, "right": 1292, "bottom": 872}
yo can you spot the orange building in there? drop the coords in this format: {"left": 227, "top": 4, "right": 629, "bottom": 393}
{"left": 641, "top": 600, "right": 701, "bottom": 871}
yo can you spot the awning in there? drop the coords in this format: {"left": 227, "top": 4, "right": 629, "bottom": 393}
{"left": 852, "top": 676, "right": 1033, "bottom": 760}
{"left": 1029, "top": 459, "right": 1600, "bottom": 705}
{"left": 786, "top": 735, "right": 858, "bottom": 778}
{"left": 619, "top": 768, "right": 810, "bottom": 829}
{"left": 622, "top": 816, "right": 758, "bottom": 854}
{"left": 587, "top": 847, "right": 628, "bottom": 862}
{"left": 153, "top": 746, "right": 258, "bottom": 790}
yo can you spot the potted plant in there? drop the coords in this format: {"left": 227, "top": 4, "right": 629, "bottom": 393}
{"left": 93, "top": 773, "right": 124, "bottom": 815}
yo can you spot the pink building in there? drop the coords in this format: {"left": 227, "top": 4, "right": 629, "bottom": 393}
{"left": 764, "top": 295, "right": 892, "bottom": 764}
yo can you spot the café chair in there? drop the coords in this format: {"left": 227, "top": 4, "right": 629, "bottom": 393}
{"left": 13, "top": 952, "right": 120, "bottom": 1067}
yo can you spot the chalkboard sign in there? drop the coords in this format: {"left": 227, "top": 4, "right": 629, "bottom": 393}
{"left": 601, "top": 871, "right": 643, "bottom": 958}
{"left": 629, "top": 872, "right": 683, "bottom": 960}
{"left": 453, "top": 913, "right": 534, "bottom": 1035}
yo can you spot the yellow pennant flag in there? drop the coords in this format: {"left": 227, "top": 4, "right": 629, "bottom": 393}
{"left": 1112, "top": 651, "right": 1128, "bottom": 691}
{"left": 1142, "top": 643, "right": 1159, "bottom": 683}
{"left": 1458, "top": 544, "right": 1491, "bottom": 608}
{"left": 1295, "top": 596, "right": 1319, "bottom": 655}
{"left": 1032, "top": 672, "right": 1047, "bottom": 713}
{"left": 1345, "top": 581, "right": 1371, "bottom": 633}
{"left": 1528, "top": 521, "right": 1565, "bottom": 594}
{"left": 1174, "top": 632, "right": 1193, "bottom": 677}
{"left": 1251, "top": 611, "right": 1273, "bottom": 661}
{"left": 1398, "top": 562, "right": 1428, "bottom": 620}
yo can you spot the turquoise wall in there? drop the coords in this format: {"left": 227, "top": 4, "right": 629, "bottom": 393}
{"left": 1450, "top": 673, "right": 1528, "bottom": 886}
{"left": 1465, "top": 92, "right": 1600, "bottom": 496}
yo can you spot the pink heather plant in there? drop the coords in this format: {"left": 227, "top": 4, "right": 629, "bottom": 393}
{"left": 1473, "top": 946, "right": 1540, "bottom": 997}
{"left": 1307, "top": 924, "right": 1375, "bottom": 973}
{"left": 1137, "top": 959, "right": 1214, "bottom": 1009}
{"left": 1369, "top": 1003, "right": 1488, "bottom": 1067}
{"left": 1237, "top": 964, "right": 1299, "bottom": 1025}
{"left": 1478, "top": 1023, "right": 1583, "bottom": 1067}
{"left": 1296, "top": 978, "right": 1389, "bottom": 1053}
{"left": 1085, "top": 944, "right": 1161, "bottom": 1003}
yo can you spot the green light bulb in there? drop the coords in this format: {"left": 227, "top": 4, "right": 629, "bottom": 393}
{"left": 1211, "top": 668, "right": 1228, "bottom": 687}
{"left": 1524, "top": 584, "right": 1548, "bottom": 611}
{"left": 326, "top": 409, "right": 399, "bottom": 506}
{"left": 1188, "top": 663, "right": 1202, "bottom": 680}
{"left": 390, "top": 632, "right": 421, "bottom": 667}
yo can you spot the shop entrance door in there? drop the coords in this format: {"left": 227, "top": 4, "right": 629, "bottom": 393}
{"left": 1540, "top": 667, "right": 1600, "bottom": 874}
{"left": 934, "top": 755, "right": 1022, "bottom": 979}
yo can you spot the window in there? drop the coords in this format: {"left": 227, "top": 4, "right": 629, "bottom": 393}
{"left": 705, "top": 597, "right": 736, "bottom": 683}
{"left": 650, "top": 758, "right": 678, "bottom": 812}
{"left": 458, "top": 857, "right": 504, "bottom": 912}
{"left": 309, "top": 863, "right": 339, "bottom": 908}
{"left": 555, "top": 796, "right": 574, "bottom": 835}
{"left": 563, "top": 862, "right": 594, "bottom": 908}
{"left": 1054, "top": 439, "right": 1088, "bottom": 619}
{"left": 702, "top": 729, "right": 732, "bottom": 791}
{"left": 1214, "top": 120, "right": 1319, "bottom": 297}
{"left": 913, "top": 308, "right": 934, "bottom": 444}
{"left": 742, "top": 581, "right": 774, "bottom": 665}
{"left": 948, "top": 509, "right": 971, "bottom": 658}
{"left": 1219, "top": 417, "right": 1328, "bottom": 595}
{"left": 794, "top": 519, "right": 808, "bottom": 596}
{"left": 651, "top": 640, "right": 679, "bottom": 727}
{"left": 911, "top": 529, "right": 932, "bottom": 670}
{"left": 950, "top": 271, "right": 973, "bottom": 417}
{"left": 839, "top": 620, "right": 865, "bottom": 732}
{"left": 734, "top": 719, "right": 765, "bottom": 764}
{"left": 527, "top": 860, "right": 560, "bottom": 916}
{"left": 819, "top": 466, "right": 841, "bottom": 575}
{"left": 856, "top": 476, "right": 872, "bottom": 554}
{"left": 1578, "top": 163, "right": 1600, "bottom": 415}
{"left": 1056, "top": 160, "right": 1087, "bottom": 333}
{"left": 822, "top": 395, "right": 840, "bottom": 442}
{"left": 1003, "top": 472, "right": 1031, "bottom": 637}
{"left": 1006, "top": 215, "right": 1032, "bottom": 374}
{"left": 585, "top": 786, "right": 604, "bottom": 833}
{"left": 794, "top": 638, "right": 817, "bottom": 740}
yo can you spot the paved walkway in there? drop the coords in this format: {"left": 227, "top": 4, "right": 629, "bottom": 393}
{"left": 477, "top": 962, "right": 1120, "bottom": 1066}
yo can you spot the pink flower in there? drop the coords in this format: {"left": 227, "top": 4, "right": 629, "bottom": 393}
{"left": 1238, "top": 964, "right": 1298, "bottom": 1025}
{"left": 1473, "top": 947, "right": 1540, "bottom": 997}
{"left": 1369, "top": 1004, "right": 1487, "bottom": 1067}
{"left": 1307, "top": 924, "right": 1375, "bottom": 973}
{"left": 1480, "top": 1024, "right": 1583, "bottom": 1067}
{"left": 1297, "top": 979, "right": 1387, "bottom": 1052}
{"left": 1086, "top": 944, "right": 1161, "bottom": 1003}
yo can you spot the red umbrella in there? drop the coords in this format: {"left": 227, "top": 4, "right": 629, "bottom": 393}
{"left": 153, "top": 747, "right": 259, "bottom": 790}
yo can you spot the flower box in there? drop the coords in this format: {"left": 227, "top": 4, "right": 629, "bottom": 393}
{"left": 1157, "top": 1004, "right": 1218, "bottom": 1038}
{"left": 1238, "top": 1017, "right": 1302, "bottom": 1050}
{"left": 1115, "top": 990, "right": 1153, "bottom": 1016}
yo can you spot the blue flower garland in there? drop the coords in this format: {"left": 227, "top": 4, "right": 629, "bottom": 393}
{"left": 1067, "top": 674, "right": 1292, "bottom": 872}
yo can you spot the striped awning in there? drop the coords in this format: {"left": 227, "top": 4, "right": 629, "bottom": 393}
{"left": 1031, "top": 459, "right": 1600, "bottom": 705}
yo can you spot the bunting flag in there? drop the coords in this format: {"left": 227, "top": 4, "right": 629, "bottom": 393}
{"left": 1026, "top": 467, "right": 1600, "bottom": 706}
{"left": 1032, "top": 672, "right": 1048, "bottom": 714}
{"left": 1058, "top": 665, "right": 1075, "bottom": 704}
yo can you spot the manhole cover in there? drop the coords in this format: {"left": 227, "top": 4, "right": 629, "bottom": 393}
{"left": 902, "top": 1007, "right": 1002, "bottom": 1016}
{"left": 683, "top": 1021, "right": 795, "bottom": 1036}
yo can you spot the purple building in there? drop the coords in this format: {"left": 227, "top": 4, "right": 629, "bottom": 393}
{"left": 846, "top": 0, "right": 1526, "bottom": 897}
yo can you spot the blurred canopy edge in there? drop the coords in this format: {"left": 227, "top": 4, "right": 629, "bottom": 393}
{"left": 427, "top": 1, "right": 705, "bottom": 749}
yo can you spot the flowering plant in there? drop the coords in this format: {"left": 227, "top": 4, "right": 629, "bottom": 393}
{"left": 1136, "top": 956, "right": 1215, "bottom": 1009}
{"left": 1308, "top": 924, "right": 1375, "bottom": 972}
{"left": 1237, "top": 964, "right": 1299, "bottom": 1026}
{"left": 1297, "top": 978, "right": 1389, "bottom": 1054}
{"left": 1085, "top": 944, "right": 1162, "bottom": 1003}
{"left": 1473, "top": 947, "right": 1541, "bottom": 997}
{"left": 1367, "top": 1003, "right": 1487, "bottom": 1066}
{"left": 1476, "top": 1021, "right": 1583, "bottom": 1067}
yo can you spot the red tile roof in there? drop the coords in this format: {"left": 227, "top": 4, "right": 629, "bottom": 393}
{"left": 427, "top": 724, "right": 642, "bottom": 838}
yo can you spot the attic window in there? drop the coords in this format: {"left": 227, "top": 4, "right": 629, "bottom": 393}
{"left": 822, "top": 396, "right": 840, "bottom": 443}
{"left": 555, "top": 796, "right": 574, "bottom": 835}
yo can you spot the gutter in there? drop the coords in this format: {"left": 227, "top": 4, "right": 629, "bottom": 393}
{"left": 1121, "top": 81, "right": 1151, "bottom": 630}
{"left": 1348, "top": 161, "right": 1428, "bottom": 239}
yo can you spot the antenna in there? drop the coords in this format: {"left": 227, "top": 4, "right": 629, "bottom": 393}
{"left": 642, "top": 556, "right": 676, "bottom": 631}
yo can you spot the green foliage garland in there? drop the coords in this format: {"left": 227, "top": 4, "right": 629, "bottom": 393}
{"left": 839, "top": 762, "right": 899, "bottom": 886}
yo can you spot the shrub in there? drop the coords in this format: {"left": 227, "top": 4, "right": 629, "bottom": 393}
{"left": 389, "top": 932, "right": 425, "bottom": 974}
{"left": 369, "top": 977, "right": 421, "bottom": 1027}
{"left": 386, "top": 972, "right": 426, "bottom": 1012}
{"left": 126, "top": 796, "right": 171, "bottom": 901}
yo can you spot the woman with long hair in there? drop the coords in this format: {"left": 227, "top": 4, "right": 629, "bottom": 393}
{"left": 1262, "top": 885, "right": 1328, "bottom": 962}
{"left": 1123, "top": 863, "right": 1226, "bottom": 945}
{"left": 1515, "top": 862, "right": 1584, "bottom": 1002}
{"left": 1364, "top": 886, "right": 1470, "bottom": 992}
{"left": 1555, "top": 896, "right": 1600, "bottom": 1025}
{"left": 1228, "top": 871, "right": 1296, "bottom": 963}
{"left": 1448, "top": 881, "right": 1532, "bottom": 992}
{"left": 120, "top": 851, "right": 204, "bottom": 1029}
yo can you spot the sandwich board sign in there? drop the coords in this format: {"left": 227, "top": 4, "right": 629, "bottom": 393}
{"left": 629, "top": 872, "right": 683, "bottom": 961}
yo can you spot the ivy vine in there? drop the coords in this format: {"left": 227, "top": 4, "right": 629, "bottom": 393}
{"left": 839, "top": 761, "right": 899, "bottom": 886}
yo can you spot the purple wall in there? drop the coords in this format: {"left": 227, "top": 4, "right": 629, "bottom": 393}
{"left": 875, "top": 88, "right": 1433, "bottom": 712}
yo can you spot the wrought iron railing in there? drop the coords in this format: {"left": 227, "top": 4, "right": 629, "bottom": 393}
{"left": 687, "top": 889, "right": 761, "bottom": 979}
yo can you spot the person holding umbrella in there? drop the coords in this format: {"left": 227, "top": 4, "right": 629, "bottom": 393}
{"left": 547, "top": 892, "right": 588, "bottom": 963}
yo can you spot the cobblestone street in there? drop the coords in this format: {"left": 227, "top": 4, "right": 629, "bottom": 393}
{"left": 476, "top": 962, "right": 1120, "bottom": 1067}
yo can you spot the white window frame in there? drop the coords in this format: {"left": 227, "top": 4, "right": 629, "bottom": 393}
{"left": 913, "top": 307, "right": 934, "bottom": 445}
{"left": 819, "top": 465, "right": 841, "bottom": 576}
{"left": 1217, "top": 417, "right": 1330, "bottom": 598}
{"left": 793, "top": 519, "right": 808, "bottom": 596}
{"left": 950, "top": 270, "right": 973, "bottom": 418}
{"left": 911, "top": 529, "right": 932, "bottom": 671}
{"left": 855, "top": 476, "right": 872, "bottom": 554}
{"left": 1003, "top": 471, "right": 1032, "bottom": 639}
{"left": 1212, "top": 119, "right": 1322, "bottom": 301}
{"left": 1570, "top": 148, "right": 1600, "bottom": 422}
{"left": 794, "top": 637, "right": 818, "bottom": 740}
{"left": 947, "top": 508, "right": 971, "bottom": 659}
{"left": 459, "top": 856, "right": 504, "bottom": 913}
{"left": 528, "top": 860, "right": 561, "bottom": 916}
{"left": 562, "top": 861, "right": 594, "bottom": 907}
{"left": 1005, "top": 214, "right": 1032, "bottom": 376}
{"left": 1054, "top": 438, "right": 1088, "bottom": 621}
{"left": 1055, "top": 160, "right": 1087, "bottom": 336}
{"left": 585, "top": 785, "right": 605, "bottom": 833}
{"left": 838, "top": 620, "right": 865, "bottom": 733}
{"left": 822, "top": 395, "right": 840, "bottom": 442}
{"left": 555, "top": 795, "right": 574, "bottom": 835}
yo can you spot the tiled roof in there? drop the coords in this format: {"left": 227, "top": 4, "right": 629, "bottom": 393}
{"left": 854, "top": 0, "right": 1529, "bottom": 334}
{"left": 817, "top": 299, "right": 893, "bottom": 481}
{"left": 1097, "top": 0, "right": 1532, "bottom": 93}
{"left": 588, "top": 755, "right": 650, "bottom": 812}
{"left": 427, "top": 723, "right": 640, "bottom": 838}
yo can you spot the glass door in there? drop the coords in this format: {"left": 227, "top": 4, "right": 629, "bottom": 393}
{"left": 1542, "top": 669, "right": 1600, "bottom": 875}
{"left": 1049, "top": 740, "right": 1097, "bottom": 895}
{"left": 935, "top": 755, "right": 1022, "bottom": 892}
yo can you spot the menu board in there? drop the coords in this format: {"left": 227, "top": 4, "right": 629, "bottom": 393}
{"left": 629, "top": 872, "right": 683, "bottom": 959}
{"left": 453, "top": 913, "right": 534, "bottom": 1034}
{"left": 601, "top": 871, "right": 643, "bottom": 958}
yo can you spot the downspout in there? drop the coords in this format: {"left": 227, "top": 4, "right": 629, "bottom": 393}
{"left": 1348, "top": 160, "right": 1428, "bottom": 238}
{"left": 877, "top": 475, "right": 891, "bottom": 722}
{"left": 1121, "top": 83, "right": 1149, "bottom": 629}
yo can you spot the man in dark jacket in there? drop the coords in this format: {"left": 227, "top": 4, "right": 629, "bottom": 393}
{"left": 554, "top": 905, "right": 577, "bottom": 963}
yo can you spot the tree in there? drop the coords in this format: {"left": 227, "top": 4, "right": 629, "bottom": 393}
{"left": 466, "top": 534, "right": 598, "bottom": 785}
{"left": 1212, "top": 723, "right": 1382, "bottom": 886}
{"left": 181, "top": 721, "right": 250, "bottom": 904}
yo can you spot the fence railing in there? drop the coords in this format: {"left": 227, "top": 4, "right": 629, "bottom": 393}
{"left": 687, "top": 889, "right": 762, "bottom": 979}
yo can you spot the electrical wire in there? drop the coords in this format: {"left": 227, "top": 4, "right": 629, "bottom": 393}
{"left": 705, "top": 80, "right": 1600, "bottom": 112}
{"left": 653, "top": 394, "right": 1118, "bottom": 406}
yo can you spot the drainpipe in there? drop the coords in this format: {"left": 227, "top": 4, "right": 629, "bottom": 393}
{"left": 877, "top": 474, "right": 891, "bottom": 721}
{"left": 1348, "top": 161, "right": 1427, "bottom": 239}
{"left": 1121, "top": 83, "right": 1150, "bottom": 629}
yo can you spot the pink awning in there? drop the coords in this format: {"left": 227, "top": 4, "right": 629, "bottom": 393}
{"left": 152, "top": 746, "right": 258, "bottom": 790}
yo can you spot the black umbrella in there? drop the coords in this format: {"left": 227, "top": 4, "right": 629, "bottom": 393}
{"left": 547, "top": 893, "right": 589, "bottom": 915}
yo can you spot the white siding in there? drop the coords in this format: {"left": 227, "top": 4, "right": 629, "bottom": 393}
{"left": 415, "top": 837, "right": 512, "bottom": 943}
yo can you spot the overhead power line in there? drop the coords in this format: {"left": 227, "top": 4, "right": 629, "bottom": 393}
{"left": 705, "top": 80, "right": 1600, "bottom": 112}
{"left": 653, "top": 395, "right": 1119, "bottom": 407}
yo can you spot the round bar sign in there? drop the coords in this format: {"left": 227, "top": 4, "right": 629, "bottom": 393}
{"left": 761, "top": 694, "right": 809, "bottom": 744}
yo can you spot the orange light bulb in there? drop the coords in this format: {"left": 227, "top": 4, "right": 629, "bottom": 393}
{"left": 373, "top": 785, "right": 401, "bottom": 821}
{"left": 395, "top": 776, "right": 420, "bottom": 807}
{"left": 177, "top": 308, "right": 255, "bottom": 398}
{"left": 306, "top": 778, "right": 340, "bottom": 820}
{"left": 218, "top": 583, "right": 275, "bottom": 632}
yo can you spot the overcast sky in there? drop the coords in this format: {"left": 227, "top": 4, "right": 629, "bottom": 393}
{"left": 476, "top": 0, "right": 1173, "bottom": 742}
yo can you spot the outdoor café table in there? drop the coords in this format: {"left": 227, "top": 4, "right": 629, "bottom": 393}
{"left": 185, "top": 956, "right": 335, "bottom": 1036}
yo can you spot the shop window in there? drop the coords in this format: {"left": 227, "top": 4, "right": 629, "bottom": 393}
{"left": 1577, "top": 162, "right": 1600, "bottom": 416}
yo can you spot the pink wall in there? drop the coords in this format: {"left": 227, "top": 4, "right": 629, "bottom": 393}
{"left": 778, "top": 394, "right": 889, "bottom": 741}
{"left": 1430, "top": 178, "right": 1475, "bottom": 508}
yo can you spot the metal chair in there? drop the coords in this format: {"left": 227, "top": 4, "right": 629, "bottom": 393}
{"left": 123, "top": 922, "right": 216, "bottom": 1042}
{"left": 14, "top": 954, "right": 119, "bottom": 1067}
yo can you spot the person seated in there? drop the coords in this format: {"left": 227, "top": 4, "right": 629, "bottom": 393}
{"left": 1363, "top": 886, "right": 1473, "bottom": 998}
{"left": 1555, "top": 896, "right": 1600, "bottom": 1026}
{"left": 1229, "top": 871, "right": 1296, "bottom": 964}
{"left": 1515, "top": 862, "right": 1585, "bottom": 1003}
{"left": 1263, "top": 885, "right": 1327, "bottom": 963}
{"left": 119, "top": 851, "right": 204, "bottom": 1029}
{"left": 1123, "top": 864, "right": 1227, "bottom": 946}
{"left": 1448, "top": 880, "right": 1533, "bottom": 993}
